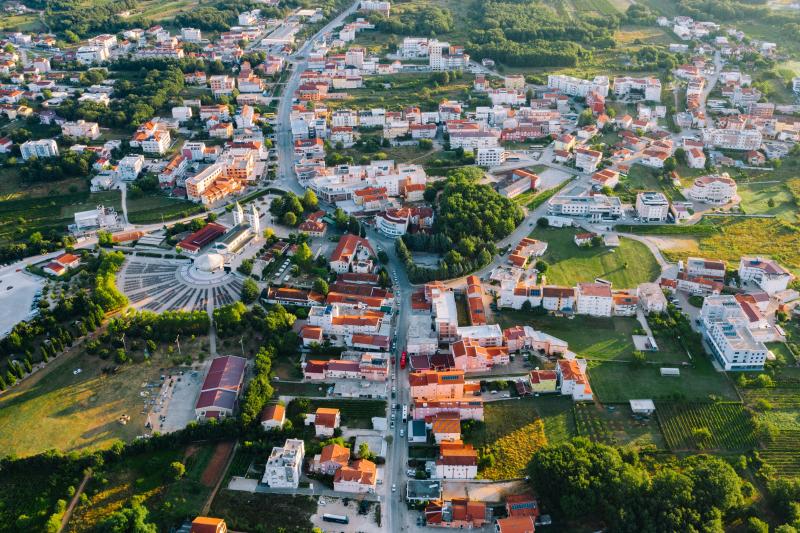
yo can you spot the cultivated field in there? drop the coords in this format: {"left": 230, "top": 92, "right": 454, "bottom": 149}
{"left": 574, "top": 403, "right": 666, "bottom": 449}
{"left": 656, "top": 402, "right": 758, "bottom": 452}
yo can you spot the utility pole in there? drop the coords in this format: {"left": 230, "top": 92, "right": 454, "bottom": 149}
{"left": 176, "top": 334, "right": 181, "bottom": 356}
{"left": 240, "top": 336, "right": 245, "bottom": 358}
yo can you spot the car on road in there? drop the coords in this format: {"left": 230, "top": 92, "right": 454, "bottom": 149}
{"left": 400, "top": 429, "right": 405, "bottom": 437}
{"left": 392, "top": 484, "right": 397, "bottom": 492}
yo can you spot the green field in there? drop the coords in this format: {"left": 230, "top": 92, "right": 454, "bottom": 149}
{"left": 656, "top": 402, "right": 758, "bottom": 452}
{"left": 587, "top": 358, "right": 739, "bottom": 403}
{"left": 530, "top": 227, "right": 660, "bottom": 289}
{"left": 497, "top": 312, "right": 678, "bottom": 363}
{"left": 617, "top": 165, "right": 685, "bottom": 203}
{"left": 125, "top": 194, "right": 205, "bottom": 224}
{"left": 741, "top": 386, "right": 800, "bottom": 477}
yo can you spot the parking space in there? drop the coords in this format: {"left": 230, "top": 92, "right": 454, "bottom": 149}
{"left": 156, "top": 361, "right": 209, "bottom": 432}
{"left": 310, "top": 497, "right": 380, "bottom": 533}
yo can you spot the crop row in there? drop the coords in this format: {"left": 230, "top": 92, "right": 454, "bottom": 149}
{"left": 657, "top": 403, "right": 757, "bottom": 451}
{"left": 741, "top": 388, "right": 800, "bottom": 409}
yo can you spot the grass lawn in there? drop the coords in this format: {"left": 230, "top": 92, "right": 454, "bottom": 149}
{"left": 126, "top": 194, "right": 204, "bottom": 224}
{"left": 586, "top": 357, "right": 739, "bottom": 403}
{"left": 497, "top": 312, "right": 639, "bottom": 360}
{"left": 617, "top": 165, "right": 685, "bottom": 202}
{"left": 209, "top": 491, "right": 316, "bottom": 533}
{"left": 530, "top": 227, "right": 660, "bottom": 288}
{"left": 309, "top": 399, "right": 386, "bottom": 428}
{"left": 736, "top": 179, "right": 797, "bottom": 223}
{"left": 273, "top": 381, "right": 330, "bottom": 397}
{"left": 0, "top": 335, "right": 208, "bottom": 457}
{"left": 327, "top": 72, "right": 474, "bottom": 112}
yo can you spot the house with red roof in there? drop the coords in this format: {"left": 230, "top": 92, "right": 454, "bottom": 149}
{"left": 557, "top": 358, "right": 593, "bottom": 401}
{"left": 311, "top": 443, "right": 351, "bottom": 474}
{"left": 434, "top": 441, "right": 478, "bottom": 479}
{"left": 329, "top": 234, "right": 375, "bottom": 274}
{"left": 42, "top": 253, "right": 81, "bottom": 276}
{"left": 260, "top": 404, "right": 286, "bottom": 430}
{"left": 425, "top": 499, "right": 487, "bottom": 528}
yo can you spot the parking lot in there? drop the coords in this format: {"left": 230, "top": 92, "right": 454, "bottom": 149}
{"left": 309, "top": 497, "right": 380, "bottom": 533}
{"left": 155, "top": 361, "right": 209, "bottom": 433}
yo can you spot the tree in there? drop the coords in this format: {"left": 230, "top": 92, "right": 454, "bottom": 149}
{"left": 534, "top": 260, "right": 548, "bottom": 273}
{"left": 418, "top": 138, "right": 433, "bottom": 150}
{"left": 302, "top": 189, "right": 319, "bottom": 210}
{"left": 578, "top": 109, "right": 595, "bottom": 126}
{"left": 377, "top": 250, "right": 389, "bottom": 263}
{"left": 663, "top": 156, "right": 677, "bottom": 172}
{"left": 632, "top": 350, "right": 646, "bottom": 367}
{"left": 536, "top": 217, "right": 549, "bottom": 228}
{"left": 313, "top": 277, "right": 329, "bottom": 296}
{"left": 241, "top": 278, "right": 259, "bottom": 304}
{"left": 98, "top": 497, "right": 157, "bottom": 533}
{"left": 747, "top": 517, "right": 769, "bottom": 533}
{"left": 169, "top": 461, "right": 186, "bottom": 481}
{"left": 358, "top": 442, "right": 375, "bottom": 460}
{"left": 282, "top": 211, "right": 297, "bottom": 226}
{"left": 293, "top": 242, "right": 313, "bottom": 270}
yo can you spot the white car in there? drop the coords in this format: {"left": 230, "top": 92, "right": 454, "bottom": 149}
{"left": 392, "top": 484, "right": 397, "bottom": 492}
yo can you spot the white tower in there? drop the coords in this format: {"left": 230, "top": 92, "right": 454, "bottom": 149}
{"left": 233, "top": 202, "right": 244, "bottom": 226}
{"left": 247, "top": 203, "right": 260, "bottom": 235}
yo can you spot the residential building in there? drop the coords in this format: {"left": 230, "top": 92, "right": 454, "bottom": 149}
{"left": 702, "top": 128, "right": 762, "bottom": 151}
{"left": 425, "top": 499, "right": 487, "bottom": 529}
{"left": 20, "top": 139, "right": 58, "bottom": 160}
{"left": 409, "top": 370, "right": 465, "bottom": 399}
{"left": 61, "top": 120, "right": 100, "bottom": 140}
{"left": 686, "top": 147, "right": 707, "bottom": 169}
{"left": 635, "top": 191, "right": 670, "bottom": 222}
{"left": 476, "top": 147, "right": 507, "bottom": 167}
{"left": 689, "top": 173, "right": 737, "bottom": 204}
{"left": 575, "top": 282, "right": 613, "bottom": 317}
{"left": 700, "top": 295, "right": 768, "bottom": 371}
{"left": 311, "top": 443, "right": 351, "bottom": 475}
{"left": 547, "top": 74, "right": 610, "bottom": 97}
{"left": 117, "top": 154, "right": 145, "bottom": 181}
{"left": 260, "top": 404, "right": 286, "bottom": 430}
{"left": 330, "top": 234, "right": 375, "bottom": 273}
{"left": 190, "top": 517, "right": 227, "bottom": 533}
{"left": 548, "top": 194, "right": 623, "bottom": 221}
{"left": 686, "top": 257, "right": 726, "bottom": 281}
{"left": 262, "top": 439, "right": 304, "bottom": 488}
{"left": 333, "top": 459, "right": 377, "bottom": 493}
{"left": 613, "top": 76, "right": 662, "bottom": 101}
{"left": 496, "top": 516, "right": 536, "bottom": 533}
{"left": 42, "top": 253, "right": 81, "bottom": 277}
{"left": 739, "top": 257, "right": 792, "bottom": 294}
{"left": 312, "top": 407, "right": 341, "bottom": 437}
{"left": 209, "top": 75, "right": 235, "bottom": 97}
{"left": 637, "top": 282, "right": 668, "bottom": 314}
{"left": 434, "top": 441, "right": 478, "bottom": 479}
{"left": 574, "top": 148, "right": 602, "bottom": 173}
{"left": 542, "top": 286, "right": 575, "bottom": 312}
{"left": 557, "top": 358, "right": 593, "bottom": 401}
{"left": 591, "top": 168, "right": 620, "bottom": 189}
{"left": 429, "top": 284, "right": 459, "bottom": 342}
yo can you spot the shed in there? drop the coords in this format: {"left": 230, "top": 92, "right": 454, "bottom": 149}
{"left": 629, "top": 399, "right": 656, "bottom": 415}
{"left": 660, "top": 367, "right": 680, "bottom": 377}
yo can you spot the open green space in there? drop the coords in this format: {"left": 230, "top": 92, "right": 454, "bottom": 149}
{"left": 125, "top": 194, "right": 205, "bottom": 224}
{"left": 741, "top": 385, "right": 800, "bottom": 477}
{"left": 210, "top": 491, "right": 316, "bottom": 532}
{"left": 0, "top": 334, "right": 209, "bottom": 457}
{"left": 497, "top": 312, "right": 640, "bottom": 360}
{"left": 617, "top": 165, "right": 685, "bottom": 203}
{"left": 529, "top": 227, "right": 660, "bottom": 289}
{"left": 308, "top": 399, "right": 386, "bottom": 429}
{"left": 574, "top": 402, "right": 666, "bottom": 449}
{"left": 67, "top": 444, "right": 217, "bottom": 532}
{"left": 656, "top": 402, "right": 758, "bottom": 452}
{"left": 586, "top": 358, "right": 739, "bottom": 403}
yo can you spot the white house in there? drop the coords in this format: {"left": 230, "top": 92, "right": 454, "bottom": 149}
{"left": 689, "top": 173, "right": 737, "bottom": 204}
{"left": 738, "top": 257, "right": 792, "bottom": 294}
{"left": 476, "top": 147, "right": 506, "bottom": 167}
{"left": 20, "top": 139, "right": 59, "bottom": 160}
{"left": 117, "top": 154, "right": 145, "bottom": 181}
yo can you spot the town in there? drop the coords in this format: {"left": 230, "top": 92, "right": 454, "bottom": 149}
{"left": 1, "top": 0, "right": 800, "bottom": 532}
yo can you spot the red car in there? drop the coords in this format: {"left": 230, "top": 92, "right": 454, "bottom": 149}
{"left": 400, "top": 351, "right": 407, "bottom": 369}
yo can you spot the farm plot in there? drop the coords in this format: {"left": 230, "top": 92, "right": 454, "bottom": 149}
{"left": 741, "top": 387, "right": 800, "bottom": 409}
{"left": 656, "top": 403, "right": 758, "bottom": 452}
{"left": 574, "top": 403, "right": 666, "bottom": 449}
{"left": 761, "top": 429, "right": 800, "bottom": 478}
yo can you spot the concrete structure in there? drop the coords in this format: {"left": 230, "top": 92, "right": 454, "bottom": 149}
{"left": 738, "top": 257, "right": 792, "bottom": 294}
{"left": 20, "top": 139, "right": 58, "bottom": 160}
{"left": 689, "top": 173, "right": 737, "bottom": 204}
{"left": 262, "top": 439, "right": 304, "bottom": 488}
{"left": 575, "top": 282, "right": 613, "bottom": 317}
{"left": 635, "top": 191, "right": 670, "bottom": 222}
{"left": 700, "top": 295, "right": 768, "bottom": 371}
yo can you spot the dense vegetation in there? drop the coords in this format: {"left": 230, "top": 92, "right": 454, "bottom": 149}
{"left": 530, "top": 439, "right": 749, "bottom": 532}
{"left": 397, "top": 166, "right": 522, "bottom": 282}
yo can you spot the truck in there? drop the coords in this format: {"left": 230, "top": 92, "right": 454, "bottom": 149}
{"left": 400, "top": 350, "right": 407, "bottom": 369}
{"left": 402, "top": 404, "right": 408, "bottom": 423}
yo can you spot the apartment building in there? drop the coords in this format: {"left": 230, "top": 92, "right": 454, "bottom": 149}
{"left": 548, "top": 194, "right": 623, "bottom": 220}
{"left": 20, "top": 139, "right": 58, "bottom": 160}
{"left": 117, "top": 154, "right": 145, "bottom": 181}
{"left": 61, "top": 120, "right": 100, "bottom": 140}
{"left": 557, "top": 358, "right": 593, "bottom": 401}
{"left": 262, "top": 439, "right": 304, "bottom": 488}
{"left": 700, "top": 295, "right": 768, "bottom": 371}
{"left": 434, "top": 442, "right": 478, "bottom": 479}
{"left": 429, "top": 284, "right": 459, "bottom": 342}
{"left": 409, "top": 370, "right": 465, "bottom": 399}
{"left": 635, "top": 191, "right": 670, "bottom": 222}
{"left": 574, "top": 148, "right": 602, "bottom": 173}
{"left": 689, "top": 173, "right": 737, "bottom": 204}
{"left": 701, "top": 128, "right": 762, "bottom": 151}
{"left": 575, "top": 282, "right": 613, "bottom": 317}
{"left": 429, "top": 40, "right": 469, "bottom": 71}
{"left": 547, "top": 74, "right": 610, "bottom": 97}
{"left": 613, "top": 76, "right": 662, "bottom": 102}
{"left": 329, "top": 234, "right": 375, "bottom": 274}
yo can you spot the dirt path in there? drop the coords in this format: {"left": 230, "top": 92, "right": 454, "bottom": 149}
{"left": 201, "top": 441, "right": 238, "bottom": 515}
{"left": 59, "top": 468, "right": 92, "bottom": 533}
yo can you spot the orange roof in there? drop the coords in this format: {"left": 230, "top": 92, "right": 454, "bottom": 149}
{"left": 190, "top": 517, "right": 226, "bottom": 533}
{"left": 315, "top": 407, "right": 340, "bottom": 428}
{"left": 496, "top": 515, "right": 536, "bottom": 533}
{"left": 319, "top": 443, "right": 350, "bottom": 465}
{"left": 431, "top": 414, "right": 461, "bottom": 435}
{"left": 260, "top": 403, "right": 285, "bottom": 423}
{"left": 334, "top": 458, "right": 376, "bottom": 485}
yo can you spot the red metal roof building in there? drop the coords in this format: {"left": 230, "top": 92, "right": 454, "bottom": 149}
{"left": 194, "top": 355, "right": 246, "bottom": 420}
